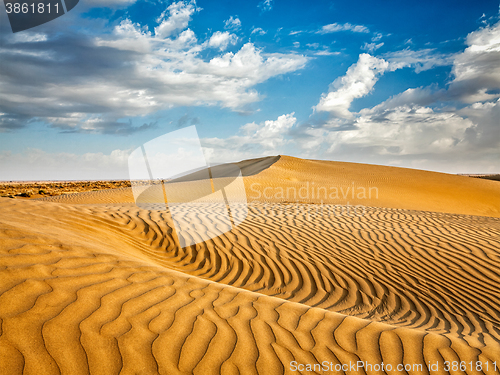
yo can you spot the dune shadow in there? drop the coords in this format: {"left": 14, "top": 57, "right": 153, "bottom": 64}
{"left": 166, "top": 155, "right": 281, "bottom": 183}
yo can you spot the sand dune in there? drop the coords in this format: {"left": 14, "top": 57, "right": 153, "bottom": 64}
{"left": 39, "top": 155, "right": 500, "bottom": 218}
{"left": 244, "top": 156, "right": 500, "bottom": 217}
{"left": 1, "top": 156, "right": 499, "bottom": 374}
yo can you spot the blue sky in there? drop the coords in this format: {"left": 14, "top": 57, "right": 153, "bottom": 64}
{"left": 0, "top": 0, "right": 499, "bottom": 180}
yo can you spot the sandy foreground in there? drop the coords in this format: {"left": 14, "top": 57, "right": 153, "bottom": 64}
{"left": 0, "top": 155, "right": 499, "bottom": 374}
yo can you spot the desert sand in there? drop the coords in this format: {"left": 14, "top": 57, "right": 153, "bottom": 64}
{"left": 0, "top": 155, "right": 499, "bottom": 374}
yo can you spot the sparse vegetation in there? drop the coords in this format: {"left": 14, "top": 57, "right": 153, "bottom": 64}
{"left": 0, "top": 180, "right": 131, "bottom": 199}
{"left": 477, "top": 175, "right": 500, "bottom": 182}
{"left": 464, "top": 174, "right": 500, "bottom": 182}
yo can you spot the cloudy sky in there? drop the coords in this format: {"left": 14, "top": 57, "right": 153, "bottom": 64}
{"left": 0, "top": 0, "right": 499, "bottom": 180}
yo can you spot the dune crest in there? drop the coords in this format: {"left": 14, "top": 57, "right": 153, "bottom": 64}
{"left": 38, "top": 155, "right": 500, "bottom": 218}
{"left": 246, "top": 155, "right": 500, "bottom": 217}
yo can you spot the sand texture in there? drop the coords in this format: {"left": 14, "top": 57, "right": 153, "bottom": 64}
{"left": 0, "top": 155, "right": 499, "bottom": 374}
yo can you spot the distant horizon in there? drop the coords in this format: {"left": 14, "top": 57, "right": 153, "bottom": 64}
{"left": 1, "top": 153, "right": 500, "bottom": 183}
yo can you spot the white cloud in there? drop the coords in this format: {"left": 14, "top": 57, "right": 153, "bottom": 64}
{"left": 202, "top": 113, "right": 296, "bottom": 163}
{"left": 314, "top": 50, "right": 341, "bottom": 56}
{"left": 384, "top": 48, "right": 454, "bottom": 73}
{"left": 293, "top": 127, "right": 325, "bottom": 153}
{"left": 362, "top": 42, "right": 384, "bottom": 53}
{"left": 305, "top": 43, "right": 340, "bottom": 55}
{"left": 258, "top": 0, "right": 273, "bottom": 12}
{"left": 374, "top": 87, "right": 440, "bottom": 108}
{"left": 449, "top": 21, "right": 500, "bottom": 102}
{"left": 317, "top": 23, "right": 369, "bottom": 34}
{"left": 298, "top": 87, "right": 499, "bottom": 173}
{"left": 314, "top": 54, "right": 389, "bottom": 118}
{"left": 93, "top": 34, "right": 307, "bottom": 112}
{"left": 10, "top": 32, "right": 48, "bottom": 43}
{"left": 96, "top": 19, "right": 153, "bottom": 53}
{"left": 294, "top": 95, "right": 500, "bottom": 173}
{"left": 0, "top": 1, "right": 308, "bottom": 132}
{"left": 301, "top": 22, "right": 500, "bottom": 172}
{"left": 251, "top": 27, "right": 266, "bottom": 35}
{"left": 208, "top": 31, "right": 238, "bottom": 51}
{"left": 207, "top": 44, "right": 307, "bottom": 84}
{"left": 154, "top": 0, "right": 200, "bottom": 38}
{"left": 224, "top": 16, "right": 241, "bottom": 30}
{"left": 458, "top": 98, "right": 500, "bottom": 149}
{"left": 325, "top": 105, "right": 474, "bottom": 156}
{"left": 306, "top": 43, "right": 319, "bottom": 49}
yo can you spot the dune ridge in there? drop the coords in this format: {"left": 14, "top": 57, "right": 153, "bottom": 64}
{"left": 38, "top": 155, "right": 500, "bottom": 218}
{"left": 245, "top": 156, "right": 500, "bottom": 218}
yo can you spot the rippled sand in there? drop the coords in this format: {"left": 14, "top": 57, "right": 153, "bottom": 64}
{"left": 0, "top": 156, "right": 499, "bottom": 374}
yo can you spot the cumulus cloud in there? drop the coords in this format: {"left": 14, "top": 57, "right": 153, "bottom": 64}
{"left": 458, "top": 98, "right": 500, "bottom": 149}
{"left": 296, "top": 93, "right": 499, "bottom": 172}
{"left": 224, "top": 16, "right": 241, "bottom": 30}
{"left": 0, "top": 1, "right": 307, "bottom": 133}
{"left": 314, "top": 54, "right": 389, "bottom": 118}
{"left": 324, "top": 105, "right": 474, "bottom": 156}
{"left": 253, "top": 21, "right": 499, "bottom": 172}
{"left": 1, "top": 112, "right": 295, "bottom": 180}
{"left": 202, "top": 113, "right": 296, "bottom": 163}
{"left": 298, "top": 24, "right": 500, "bottom": 173}
{"left": 313, "top": 96, "right": 499, "bottom": 172}
{"left": 374, "top": 87, "right": 442, "bottom": 109}
{"left": 207, "top": 31, "right": 238, "bottom": 50}
{"left": 154, "top": 0, "right": 200, "bottom": 38}
{"left": 381, "top": 22, "right": 500, "bottom": 102}
{"left": 449, "top": 21, "right": 500, "bottom": 102}
{"left": 317, "top": 23, "right": 369, "bottom": 34}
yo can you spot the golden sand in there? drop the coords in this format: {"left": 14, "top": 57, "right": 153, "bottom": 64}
{"left": 0, "top": 155, "right": 499, "bottom": 374}
{"left": 37, "top": 156, "right": 500, "bottom": 217}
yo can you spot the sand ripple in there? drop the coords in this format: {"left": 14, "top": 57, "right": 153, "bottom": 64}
{"left": 0, "top": 197, "right": 499, "bottom": 374}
